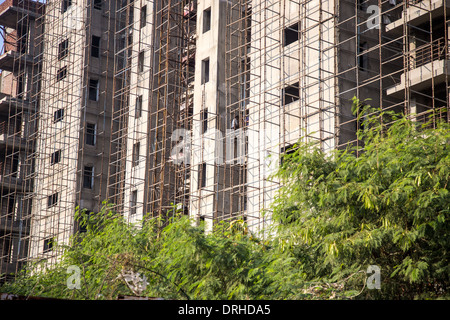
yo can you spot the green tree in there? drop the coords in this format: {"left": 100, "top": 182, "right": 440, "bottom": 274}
{"left": 0, "top": 203, "right": 309, "bottom": 299}
{"left": 272, "top": 98, "right": 449, "bottom": 299}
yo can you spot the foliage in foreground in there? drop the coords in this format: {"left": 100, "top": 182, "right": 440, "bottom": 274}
{"left": 1, "top": 205, "right": 324, "bottom": 300}
{"left": 1, "top": 99, "right": 449, "bottom": 300}
{"left": 272, "top": 99, "right": 449, "bottom": 299}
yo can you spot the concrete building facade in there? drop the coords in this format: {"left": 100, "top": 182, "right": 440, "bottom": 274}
{"left": 0, "top": 0, "right": 449, "bottom": 280}
{"left": 26, "top": 0, "right": 116, "bottom": 264}
{"left": 110, "top": 0, "right": 449, "bottom": 238}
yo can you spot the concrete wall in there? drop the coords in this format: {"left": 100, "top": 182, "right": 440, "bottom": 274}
{"left": 122, "top": 0, "right": 154, "bottom": 224}
{"left": 246, "top": 0, "right": 336, "bottom": 235}
{"left": 29, "top": 0, "right": 115, "bottom": 262}
{"left": 188, "top": 0, "right": 242, "bottom": 231}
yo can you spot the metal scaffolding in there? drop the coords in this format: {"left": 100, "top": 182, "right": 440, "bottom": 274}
{"left": 0, "top": 0, "right": 449, "bottom": 283}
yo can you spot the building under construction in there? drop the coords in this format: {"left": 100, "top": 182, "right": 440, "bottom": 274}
{"left": 1, "top": 0, "right": 449, "bottom": 281}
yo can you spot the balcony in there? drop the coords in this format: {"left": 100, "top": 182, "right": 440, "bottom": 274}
{"left": 0, "top": 50, "right": 36, "bottom": 73}
{"left": 0, "top": 120, "right": 30, "bottom": 150}
{"left": 0, "top": 0, "right": 42, "bottom": 29}
{"left": 0, "top": 167, "right": 21, "bottom": 192}
{"left": 0, "top": 215, "right": 22, "bottom": 233}
{"left": 0, "top": 93, "right": 33, "bottom": 113}
{"left": 387, "top": 38, "right": 449, "bottom": 96}
{"left": 386, "top": 0, "right": 450, "bottom": 33}
{"left": 411, "top": 38, "right": 447, "bottom": 69}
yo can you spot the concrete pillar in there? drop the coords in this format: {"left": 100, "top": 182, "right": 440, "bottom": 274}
{"left": 409, "top": 35, "right": 416, "bottom": 70}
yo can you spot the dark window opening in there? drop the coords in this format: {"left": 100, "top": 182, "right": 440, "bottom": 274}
{"left": 280, "top": 144, "right": 298, "bottom": 166}
{"left": 94, "top": 0, "right": 102, "bottom": 10}
{"left": 51, "top": 149, "right": 61, "bottom": 165}
{"left": 7, "top": 197, "right": 15, "bottom": 214}
{"left": 201, "top": 109, "right": 208, "bottom": 133}
{"left": 358, "top": 41, "right": 368, "bottom": 70}
{"left": 358, "top": 0, "right": 367, "bottom": 11}
{"left": 53, "top": 109, "right": 64, "bottom": 123}
{"left": 130, "top": 190, "right": 137, "bottom": 215}
{"left": 62, "top": 0, "right": 72, "bottom": 13}
{"left": 47, "top": 192, "right": 58, "bottom": 208}
{"left": 10, "top": 154, "right": 19, "bottom": 177}
{"left": 91, "top": 35, "right": 100, "bottom": 58}
{"left": 18, "top": 29, "right": 27, "bottom": 54}
{"left": 43, "top": 237, "right": 54, "bottom": 253}
{"left": 85, "top": 122, "right": 96, "bottom": 146}
{"left": 138, "top": 51, "right": 145, "bottom": 73}
{"left": 132, "top": 142, "right": 140, "bottom": 167}
{"left": 58, "top": 39, "right": 69, "bottom": 60}
{"left": 17, "top": 75, "right": 24, "bottom": 99}
{"left": 135, "top": 95, "right": 142, "bottom": 118}
{"left": 198, "top": 163, "right": 206, "bottom": 189}
{"left": 203, "top": 7, "right": 211, "bottom": 33}
{"left": 283, "top": 22, "right": 300, "bottom": 47}
{"left": 89, "top": 79, "right": 99, "bottom": 101}
{"left": 140, "top": 5, "right": 147, "bottom": 28}
{"left": 240, "top": 57, "right": 250, "bottom": 105}
{"left": 83, "top": 165, "right": 94, "bottom": 189}
{"left": 201, "top": 58, "right": 209, "bottom": 84}
{"left": 13, "top": 115, "right": 22, "bottom": 134}
{"left": 57, "top": 66, "right": 67, "bottom": 82}
{"left": 1, "top": 234, "right": 12, "bottom": 262}
{"left": 282, "top": 82, "right": 299, "bottom": 105}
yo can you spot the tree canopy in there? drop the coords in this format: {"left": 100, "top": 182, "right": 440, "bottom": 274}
{"left": 1, "top": 98, "right": 449, "bottom": 299}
